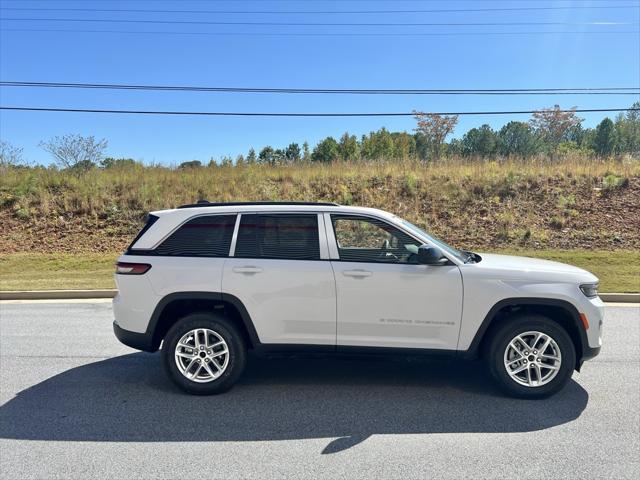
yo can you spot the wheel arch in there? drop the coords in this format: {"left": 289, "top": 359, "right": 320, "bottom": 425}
{"left": 146, "top": 292, "right": 260, "bottom": 351}
{"left": 464, "top": 297, "right": 588, "bottom": 370}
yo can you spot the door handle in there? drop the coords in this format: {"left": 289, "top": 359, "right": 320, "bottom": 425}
{"left": 233, "top": 266, "right": 263, "bottom": 274}
{"left": 342, "top": 269, "right": 372, "bottom": 278}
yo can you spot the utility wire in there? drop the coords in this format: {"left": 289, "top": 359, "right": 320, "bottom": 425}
{"left": 3, "top": 28, "right": 636, "bottom": 37}
{"left": 1, "top": 81, "right": 638, "bottom": 96}
{"left": 2, "top": 5, "right": 638, "bottom": 14}
{"left": 1, "top": 106, "right": 637, "bottom": 117}
{"left": 0, "top": 17, "right": 634, "bottom": 26}
{"left": 1, "top": 0, "right": 634, "bottom": 3}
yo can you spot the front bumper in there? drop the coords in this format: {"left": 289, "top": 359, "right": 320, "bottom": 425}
{"left": 113, "top": 321, "right": 156, "bottom": 352}
{"left": 577, "top": 345, "right": 601, "bottom": 371}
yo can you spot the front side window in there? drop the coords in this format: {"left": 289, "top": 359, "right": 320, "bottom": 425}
{"left": 154, "top": 214, "right": 236, "bottom": 257}
{"left": 331, "top": 215, "right": 421, "bottom": 263}
{"left": 235, "top": 214, "right": 320, "bottom": 260}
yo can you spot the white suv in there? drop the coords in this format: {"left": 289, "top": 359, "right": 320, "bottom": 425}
{"left": 113, "top": 201, "right": 603, "bottom": 398}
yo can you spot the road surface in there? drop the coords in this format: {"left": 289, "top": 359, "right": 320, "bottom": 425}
{"left": 0, "top": 300, "right": 638, "bottom": 479}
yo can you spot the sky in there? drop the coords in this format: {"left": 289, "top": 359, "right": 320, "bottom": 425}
{"left": 0, "top": 0, "right": 639, "bottom": 165}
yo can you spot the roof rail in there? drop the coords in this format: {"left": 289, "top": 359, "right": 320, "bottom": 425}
{"left": 177, "top": 201, "right": 340, "bottom": 209}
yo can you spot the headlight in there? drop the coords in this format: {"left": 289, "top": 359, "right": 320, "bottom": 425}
{"left": 580, "top": 283, "right": 599, "bottom": 298}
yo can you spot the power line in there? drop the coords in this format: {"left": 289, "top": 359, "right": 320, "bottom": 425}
{"left": 2, "top": 5, "right": 638, "bottom": 15}
{"left": 1, "top": 106, "right": 637, "bottom": 117}
{"left": 1, "top": 17, "right": 634, "bottom": 26}
{"left": 1, "top": 0, "right": 634, "bottom": 3}
{"left": 3, "top": 28, "right": 637, "bottom": 37}
{"left": 2, "top": 81, "right": 638, "bottom": 96}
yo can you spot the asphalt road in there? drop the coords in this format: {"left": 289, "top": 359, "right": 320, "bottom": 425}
{"left": 0, "top": 301, "right": 638, "bottom": 480}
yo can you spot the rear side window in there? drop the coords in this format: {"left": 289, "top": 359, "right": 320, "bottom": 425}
{"left": 235, "top": 214, "right": 320, "bottom": 260}
{"left": 154, "top": 215, "right": 236, "bottom": 257}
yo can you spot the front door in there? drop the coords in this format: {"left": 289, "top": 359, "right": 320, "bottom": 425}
{"left": 328, "top": 214, "right": 463, "bottom": 350}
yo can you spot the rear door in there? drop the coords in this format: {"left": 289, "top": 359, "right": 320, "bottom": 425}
{"left": 143, "top": 213, "right": 237, "bottom": 298}
{"left": 222, "top": 213, "right": 336, "bottom": 346}
{"left": 327, "top": 214, "right": 463, "bottom": 350}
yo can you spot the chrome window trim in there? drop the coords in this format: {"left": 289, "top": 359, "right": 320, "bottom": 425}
{"left": 323, "top": 212, "right": 340, "bottom": 259}
{"left": 228, "top": 213, "right": 242, "bottom": 257}
{"left": 317, "top": 213, "right": 330, "bottom": 260}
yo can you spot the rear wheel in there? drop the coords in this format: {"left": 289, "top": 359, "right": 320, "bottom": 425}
{"left": 162, "top": 312, "right": 246, "bottom": 395}
{"left": 486, "top": 314, "right": 576, "bottom": 399}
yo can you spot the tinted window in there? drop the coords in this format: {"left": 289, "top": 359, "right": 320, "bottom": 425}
{"left": 331, "top": 215, "right": 421, "bottom": 264}
{"left": 155, "top": 215, "right": 236, "bottom": 257}
{"left": 235, "top": 214, "right": 320, "bottom": 260}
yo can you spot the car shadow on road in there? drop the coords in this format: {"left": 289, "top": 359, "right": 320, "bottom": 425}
{"left": 0, "top": 352, "right": 588, "bottom": 454}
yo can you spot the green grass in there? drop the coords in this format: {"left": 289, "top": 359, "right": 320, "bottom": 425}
{"left": 0, "top": 253, "right": 118, "bottom": 291}
{"left": 1, "top": 250, "right": 638, "bottom": 292}
{"left": 495, "top": 249, "right": 640, "bottom": 293}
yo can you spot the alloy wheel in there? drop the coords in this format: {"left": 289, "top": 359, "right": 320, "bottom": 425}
{"left": 503, "top": 330, "right": 562, "bottom": 387}
{"left": 174, "top": 328, "right": 230, "bottom": 383}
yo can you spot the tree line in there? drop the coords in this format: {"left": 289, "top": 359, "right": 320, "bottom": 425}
{"left": 249, "top": 103, "right": 639, "bottom": 165}
{"left": 1, "top": 103, "right": 638, "bottom": 171}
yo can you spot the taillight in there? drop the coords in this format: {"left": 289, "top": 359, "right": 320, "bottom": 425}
{"left": 115, "top": 262, "right": 151, "bottom": 275}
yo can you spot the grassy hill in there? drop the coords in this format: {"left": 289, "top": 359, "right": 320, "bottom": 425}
{"left": 2, "top": 156, "right": 639, "bottom": 253}
{"left": 1, "top": 157, "right": 639, "bottom": 291}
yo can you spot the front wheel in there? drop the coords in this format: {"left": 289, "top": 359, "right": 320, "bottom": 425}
{"left": 162, "top": 312, "right": 247, "bottom": 395}
{"left": 486, "top": 315, "right": 576, "bottom": 399}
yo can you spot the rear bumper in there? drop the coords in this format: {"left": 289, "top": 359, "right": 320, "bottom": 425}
{"left": 113, "top": 321, "right": 156, "bottom": 352}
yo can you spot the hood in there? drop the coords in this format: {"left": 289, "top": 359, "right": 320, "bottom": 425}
{"left": 473, "top": 253, "right": 599, "bottom": 284}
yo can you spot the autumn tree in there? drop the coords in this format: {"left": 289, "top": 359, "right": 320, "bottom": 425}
{"left": 412, "top": 111, "right": 458, "bottom": 160}
{"left": 530, "top": 105, "right": 582, "bottom": 152}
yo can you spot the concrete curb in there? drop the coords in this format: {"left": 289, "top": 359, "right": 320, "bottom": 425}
{"left": 0, "top": 289, "right": 117, "bottom": 300}
{"left": 600, "top": 293, "right": 640, "bottom": 303}
{"left": 0, "top": 290, "right": 638, "bottom": 303}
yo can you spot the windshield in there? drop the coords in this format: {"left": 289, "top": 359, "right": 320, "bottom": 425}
{"left": 399, "top": 219, "right": 469, "bottom": 263}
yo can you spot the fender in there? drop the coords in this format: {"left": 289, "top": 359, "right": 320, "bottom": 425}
{"left": 462, "top": 297, "right": 590, "bottom": 366}
{"left": 143, "top": 291, "right": 261, "bottom": 351}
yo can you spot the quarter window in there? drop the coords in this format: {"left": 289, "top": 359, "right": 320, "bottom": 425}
{"left": 154, "top": 215, "right": 236, "bottom": 257}
{"left": 331, "top": 215, "right": 421, "bottom": 263}
{"left": 235, "top": 214, "right": 320, "bottom": 260}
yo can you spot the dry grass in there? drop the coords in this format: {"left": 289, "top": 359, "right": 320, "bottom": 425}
{"left": 3, "top": 156, "right": 639, "bottom": 217}
{"left": 1, "top": 155, "right": 639, "bottom": 254}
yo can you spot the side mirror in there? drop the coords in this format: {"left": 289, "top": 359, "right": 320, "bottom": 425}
{"left": 417, "top": 245, "right": 448, "bottom": 265}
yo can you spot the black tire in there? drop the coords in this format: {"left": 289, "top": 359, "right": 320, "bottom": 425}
{"left": 486, "top": 314, "right": 576, "bottom": 399}
{"left": 162, "top": 312, "right": 247, "bottom": 395}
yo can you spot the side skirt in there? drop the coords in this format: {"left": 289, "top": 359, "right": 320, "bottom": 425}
{"left": 251, "top": 343, "right": 458, "bottom": 359}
